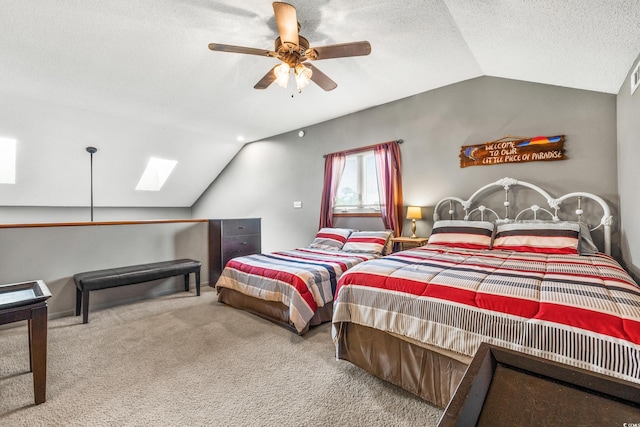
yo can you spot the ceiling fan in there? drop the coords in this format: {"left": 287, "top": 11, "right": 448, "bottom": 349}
{"left": 208, "top": 1, "right": 371, "bottom": 92}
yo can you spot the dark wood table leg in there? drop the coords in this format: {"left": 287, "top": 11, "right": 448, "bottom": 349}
{"left": 184, "top": 273, "right": 189, "bottom": 292}
{"left": 82, "top": 290, "right": 90, "bottom": 324}
{"left": 195, "top": 271, "right": 201, "bottom": 296}
{"left": 28, "top": 318, "right": 33, "bottom": 372}
{"left": 30, "top": 304, "right": 48, "bottom": 405}
{"left": 75, "top": 287, "right": 82, "bottom": 316}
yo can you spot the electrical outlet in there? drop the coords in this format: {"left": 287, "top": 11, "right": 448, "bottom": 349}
{"left": 293, "top": 201, "right": 303, "bottom": 208}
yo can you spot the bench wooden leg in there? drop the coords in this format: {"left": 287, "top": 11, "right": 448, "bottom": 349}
{"left": 184, "top": 273, "right": 189, "bottom": 292}
{"left": 195, "top": 271, "right": 201, "bottom": 296}
{"left": 82, "top": 291, "right": 90, "bottom": 324}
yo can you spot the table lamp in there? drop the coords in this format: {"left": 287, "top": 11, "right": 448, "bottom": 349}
{"left": 406, "top": 206, "right": 422, "bottom": 238}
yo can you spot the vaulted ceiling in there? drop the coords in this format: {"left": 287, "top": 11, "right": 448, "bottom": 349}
{"left": 1, "top": 0, "right": 639, "bottom": 207}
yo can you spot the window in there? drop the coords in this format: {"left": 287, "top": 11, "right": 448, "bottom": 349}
{"left": 135, "top": 157, "right": 177, "bottom": 191}
{"left": 320, "top": 140, "right": 402, "bottom": 233}
{"left": 0, "top": 137, "right": 17, "bottom": 184}
{"left": 333, "top": 150, "right": 380, "bottom": 213}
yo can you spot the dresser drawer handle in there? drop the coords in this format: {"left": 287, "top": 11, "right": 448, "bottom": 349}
{"left": 240, "top": 241, "right": 247, "bottom": 245}
{"left": 237, "top": 226, "right": 246, "bottom": 229}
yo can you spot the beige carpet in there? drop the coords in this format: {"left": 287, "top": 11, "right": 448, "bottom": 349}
{"left": 0, "top": 287, "right": 443, "bottom": 426}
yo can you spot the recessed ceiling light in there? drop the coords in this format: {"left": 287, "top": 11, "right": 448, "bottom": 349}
{"left": 237, "top": 135, "right": 245, "bottom": 142}
{"left": 0, "top": 137, "right": 17, "bottom": 184}
{"left": 298, "top": 130, "right": 305, "bottom": 137}
{"left": 135, "top": 157, "right": 177, "bottom": 191}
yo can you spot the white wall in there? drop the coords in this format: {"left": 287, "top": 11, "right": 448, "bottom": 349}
{"left": 617, "top": 52, "right": 640, "bottom": 281}
{"left": 194, "top": 76, "right": 618, "bottom": 255}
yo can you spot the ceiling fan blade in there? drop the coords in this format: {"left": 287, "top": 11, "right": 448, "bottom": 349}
{"left": 305, "top": 63, "right": 337, "bottom": 91}
{"left": 254, "top": 65, "right": 278, "bottom": 89}
{"left": 208, "top": 43, "right": 276, "bottom": 58}
{"left": 273, "top": 2, "right": 299, "bottom": 46}
{"left": 307, "top": 41, "right": 371, "bottom": 60}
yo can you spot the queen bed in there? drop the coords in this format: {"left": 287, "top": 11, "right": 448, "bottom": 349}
{"left": 216, "top": 228, "right": 393, "bottom": 334}
{"left": 332, "top": 177, "right": 640, "bottom": 407}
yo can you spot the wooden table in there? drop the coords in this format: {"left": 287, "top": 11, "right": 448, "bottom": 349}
{"left": 0, "top": 280, "right": 51, "bottom": 405}
{"left": 438, "top": 343, "right": 640, "bottom": 426}
{"left": 389, "top": 236, "right": 429, "bottom": 252}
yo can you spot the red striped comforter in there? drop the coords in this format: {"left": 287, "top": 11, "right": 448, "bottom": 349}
{"left": 215, "top": 248, "right": 377, "bottom": 333}
{"left": 332, "top": 245, "right": 640, "bottom": 383}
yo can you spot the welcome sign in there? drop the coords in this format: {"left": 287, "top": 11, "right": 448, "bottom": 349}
{"left": 460, "top": 135, "right": 566, "bottom": 168}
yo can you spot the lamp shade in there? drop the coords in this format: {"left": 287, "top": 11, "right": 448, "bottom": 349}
{"left": 406, "top": 206, "right": 422, "bottom": 220}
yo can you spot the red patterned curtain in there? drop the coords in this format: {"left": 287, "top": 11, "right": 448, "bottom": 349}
{"left": 374, "top": 141, "right": 404, "bottom": 237}
{"left": 319, "top": 152, "right": 346, "bottom": 229}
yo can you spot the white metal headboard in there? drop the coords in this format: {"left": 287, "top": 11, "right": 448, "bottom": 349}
{"left": 433, "top": 177, "right": 613, "bottom": 255}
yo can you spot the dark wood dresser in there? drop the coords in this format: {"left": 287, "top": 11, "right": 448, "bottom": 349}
{"left": 208, "top": 218, "right": 261, "bottom": 286}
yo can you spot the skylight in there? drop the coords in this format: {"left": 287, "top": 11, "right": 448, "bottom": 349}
{"left": 135, "top": 157, "right": 177, "bottom": 191}
{"left": 0, "top": 137, "right": 17, "bottom": 184}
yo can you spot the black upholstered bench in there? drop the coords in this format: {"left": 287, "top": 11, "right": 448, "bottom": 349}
{"left": 73, "top": 259, "right": 201, "bottom": 324}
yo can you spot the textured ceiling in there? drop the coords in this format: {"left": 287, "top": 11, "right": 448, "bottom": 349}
{"left": 1, "top": 0, "right": 639, "bottom": 207}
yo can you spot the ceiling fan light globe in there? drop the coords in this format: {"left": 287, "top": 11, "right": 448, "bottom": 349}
{"left": 275, "top": 76, "right": 289, "bottom": 89}
{"left": 294, "top": 63, "right": 311, "bottom": 77}
{"left": 294, "top": 63, "right": 312, "bottom": 91}
{"left": 295, "top": 76, "right": 310, "bottom": 91}
{"left": 274, "top": 63, "right": 291, "bottom": 88}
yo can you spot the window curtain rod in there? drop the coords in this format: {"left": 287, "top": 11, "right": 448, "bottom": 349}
{"left": 323, "top": 139, "right": 403, "bottom": 158}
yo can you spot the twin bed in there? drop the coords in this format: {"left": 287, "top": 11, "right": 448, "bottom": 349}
{"left": 215, "top": 177, "right": 640, "bottom": 408}
{"left": 215, "top": 228, "right": 393, "bottom": 334}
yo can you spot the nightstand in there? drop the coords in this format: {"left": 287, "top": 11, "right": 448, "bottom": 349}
{"left": 390, "top": 236, "right": 429, "bottom": 252}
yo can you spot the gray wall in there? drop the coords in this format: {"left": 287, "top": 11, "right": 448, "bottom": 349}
{"left": 0, "top": 221, "right": 208, "bottom": 319}
{"left": 194, "top": 76, "right": 618, "bottom": 254}
{"left": 617, "top": 52, "right": 640, "bottom": 280}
